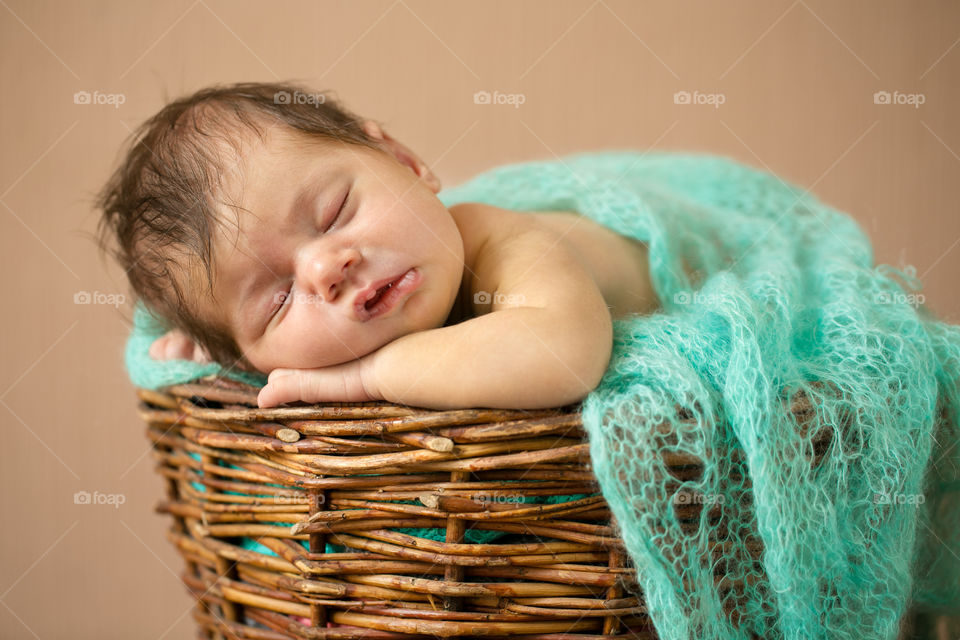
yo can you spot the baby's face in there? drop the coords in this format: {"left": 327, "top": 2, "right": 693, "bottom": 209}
{"left": 202, "top": 121, "right": 465, "bottom": 373}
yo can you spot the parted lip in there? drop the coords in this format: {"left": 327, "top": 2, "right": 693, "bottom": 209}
{"left": 352, "top": 269, "right": 410, "bottom": 321}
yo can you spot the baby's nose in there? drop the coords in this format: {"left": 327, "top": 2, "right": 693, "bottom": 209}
{"left": 295, "top": 244, "right": 362, "bottom": 303}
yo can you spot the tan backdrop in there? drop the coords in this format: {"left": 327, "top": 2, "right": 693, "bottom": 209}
{"left": 1, "top": 1, "right": 957, "bottom": 637}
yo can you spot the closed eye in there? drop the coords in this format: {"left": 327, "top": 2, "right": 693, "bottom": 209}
{"left": 325, "top": 188, "right": 349, "bottom": 232}
{"left": 269, "top": 286, "right": 293, "bottom": 321}
{"left": 267, "top": 188, "right": 350, "bottom": 324}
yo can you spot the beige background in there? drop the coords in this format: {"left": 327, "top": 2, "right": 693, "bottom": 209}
{"left": 1, "top": 1, "right": 958, "bottom": 637}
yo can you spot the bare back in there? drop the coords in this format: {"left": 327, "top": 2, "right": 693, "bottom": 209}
{"left": 447, "top": 202, "right": 660, "bottom": 324}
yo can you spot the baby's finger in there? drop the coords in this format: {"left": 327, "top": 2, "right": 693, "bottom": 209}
{"left": 258, "top": 370, "right": 319, "bottom": 408}
{"left": 191, "top": 342, "right": 212, "bottom": 364}
{"left": 149, "top": 335, "right": 169, "bottom": 360}
{"left": 257, "top": 382, "right": 289, "bottom": 408}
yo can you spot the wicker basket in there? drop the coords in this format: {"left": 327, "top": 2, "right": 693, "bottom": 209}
{"left": 138, "top": 376, "right": 829, "bottom": 639}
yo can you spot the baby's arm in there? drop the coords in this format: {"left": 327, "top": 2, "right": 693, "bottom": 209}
{"left": 374, "top": 223, "right": 612, "bottom": 409}
{"left": 259, "top": 222, "right": 614, "bottom": 410}
{"left": 367, "top": 304, "right": 611, "bottom": 410}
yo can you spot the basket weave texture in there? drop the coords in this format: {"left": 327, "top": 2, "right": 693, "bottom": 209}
{"left": 141, "top": 375, "right": 781, "bottom": 639}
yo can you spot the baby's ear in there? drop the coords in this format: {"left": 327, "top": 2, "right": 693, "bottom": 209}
{"left": 361, "top": 120, "right": 441, "bottom": 193}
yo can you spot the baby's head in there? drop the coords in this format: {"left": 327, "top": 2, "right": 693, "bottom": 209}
{"left": 97, "top": 82, "right": 465, "bottom": 374}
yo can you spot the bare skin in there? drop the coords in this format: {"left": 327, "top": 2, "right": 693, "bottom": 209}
{"left": 149, "top": 121, "right": 660, "bottom": 410}
{"left": 148, "top": 210, "right": 657, "bottom": 359}
{"left": 151, "top": 202, "right": 658, "bottom": 409}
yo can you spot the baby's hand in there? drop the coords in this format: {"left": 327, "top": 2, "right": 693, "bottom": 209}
{"left": 257, "top": 356, "right": 379, "bottom": 408}
{"left": 149, "top": 330, "right": 211, "bottom": 363}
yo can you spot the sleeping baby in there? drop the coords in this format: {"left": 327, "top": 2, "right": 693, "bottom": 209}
{"left": 96, "top": 81, "right": 660, "bottom": 410}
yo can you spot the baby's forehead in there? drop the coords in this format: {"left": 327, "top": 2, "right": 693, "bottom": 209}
{"left": 200, "top": 129, "right": 295, "bottom": 246}
{"left": 196, "top": 116, "right": 370, "bottom": 264}
{"left": 214, "top": 122, "right": 343, "bottom": 206}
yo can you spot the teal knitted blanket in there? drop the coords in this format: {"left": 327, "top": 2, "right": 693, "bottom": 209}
{"left": 127, "top": 150, "right": 960, "bottom": 639}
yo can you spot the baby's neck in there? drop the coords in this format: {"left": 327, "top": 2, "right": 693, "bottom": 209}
{"left": 442, "top": 269, "right": 472, "bottom": 328}
{"left": 440, "top": 202, "right": 493, "bottom": 329}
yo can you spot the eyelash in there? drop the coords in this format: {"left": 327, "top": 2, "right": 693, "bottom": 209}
{"left": 268, "top": 189, "right": 350, "bottom": 321}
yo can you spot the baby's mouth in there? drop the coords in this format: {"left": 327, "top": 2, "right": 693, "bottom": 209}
{"left": 354, "top": 268, "right": 420, "bottom": 322}
{"left": 365, "top": 281, "right": 395, "bottom": 309}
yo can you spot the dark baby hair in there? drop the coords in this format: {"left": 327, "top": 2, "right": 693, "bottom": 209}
{"left": 95, "top": 81, "right": 384, "bottom": 369}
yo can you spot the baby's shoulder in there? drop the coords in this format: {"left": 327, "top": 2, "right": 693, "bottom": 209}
{"left": 447, "top": 201, "right": 530, "bottom": 239}
{"left": 448, "top": 202, "right": 658, "bottom": 319}
{"left": 447, "top": 202, "right": 569, "bottom": 269}
{"left": 448, "top": 202, "right": 604, "bottom": 312}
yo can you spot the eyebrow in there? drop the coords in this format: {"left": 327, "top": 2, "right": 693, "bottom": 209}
{"left": 231, "top": 177, "right": 326, "bottom": 340}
